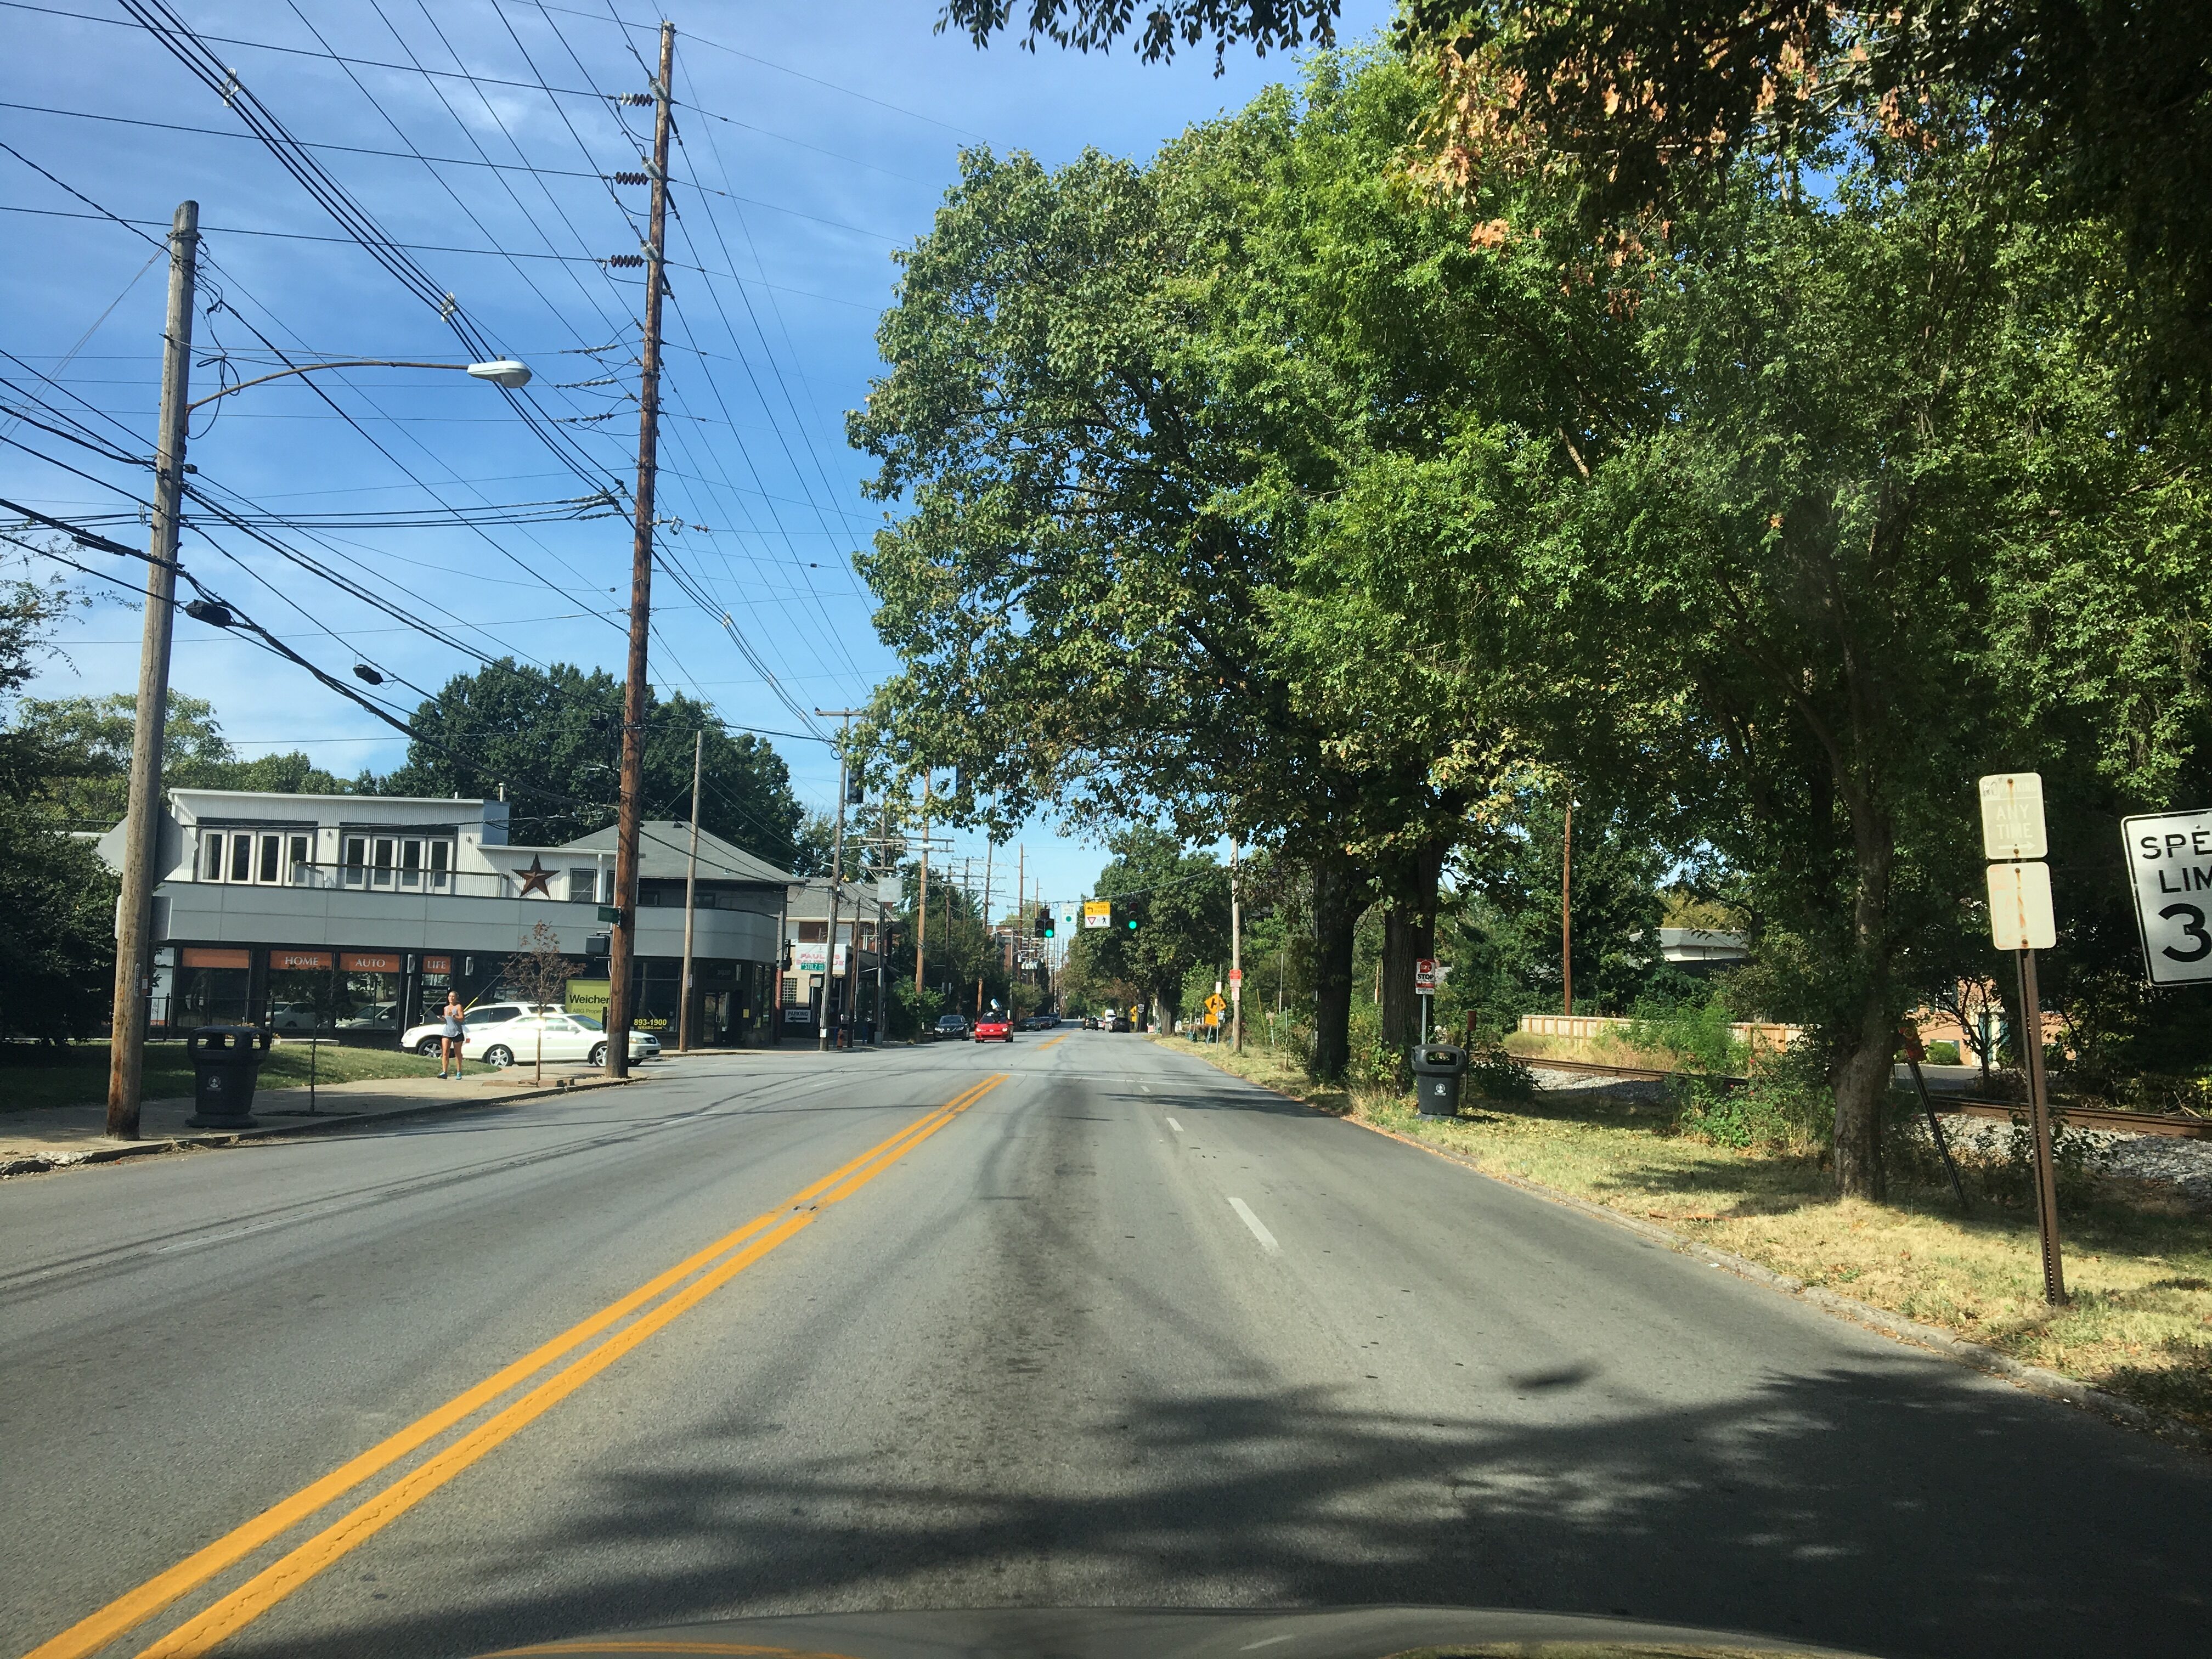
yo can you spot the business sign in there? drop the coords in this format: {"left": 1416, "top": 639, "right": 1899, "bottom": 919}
{"left": 793, "top": 943, "right": 828, "bottom": 975}
{"left": 340, "top": 951, "right": 403, "bottom": 974}
{"left": 2123, "top": 809, "right": 2212, "bottom": 984}
{"left": 1979, "top": 772, "right": 2049, "bottom": 861}
{"left": 1985, "top": 860, "right": 2056, "bottom": 952}
{"left": 269, "top": 949, "right": 332, "bottom": 971}
{"left": 566, "top": 979, "right": 611, "bottom": 1022}
{"left": 421, "top": 956, "right": 453, "bottom": 976}
{"left": 1081, "top": 900, "right": 1111, "bottom": 930}
{"left": 181, "top": 947, "right": 250, "bottom": 969}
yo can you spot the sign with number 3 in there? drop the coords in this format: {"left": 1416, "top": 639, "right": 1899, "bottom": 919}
{"left": 2123, "top": 810, "right": 2212, "bottom": 985}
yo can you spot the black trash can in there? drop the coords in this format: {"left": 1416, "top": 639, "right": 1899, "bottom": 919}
{"left": 186, "top": 1025, "right": 273, "bottom": 1128}
{"left": 1410, "top": 1043, "right": 1470, "bottom": 1118}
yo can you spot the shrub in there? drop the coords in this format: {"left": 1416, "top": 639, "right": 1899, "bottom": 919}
{"left": 1672, "top": 1044, "right": 1830, "bottom": 1153}
{"left": 1623, "top": 989, "right": 1746, "bottom": 1074}
{"left": 1464, "top": 1043, "right": 1536, "bottom": 1101}
{"left": 1923, "top": 1039, "right": 1961, "bottom": 1065}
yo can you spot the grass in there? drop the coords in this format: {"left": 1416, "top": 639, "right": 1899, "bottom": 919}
{"left": 1159, "top": 1035, "right": 2212, "bottom": 1436}
{"left": 0, "top": 1040, "right": 445, "bottom": 1113}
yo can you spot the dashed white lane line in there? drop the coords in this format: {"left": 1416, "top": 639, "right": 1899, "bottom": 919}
{"left": 1228, "top": 1195, "right": 1279, "bottom": 1253}
{"left": 1166, "top": 1115, "right": 1185, "bottom": 1133}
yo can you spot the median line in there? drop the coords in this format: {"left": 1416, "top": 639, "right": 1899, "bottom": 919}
{"left": 26, "top": 1075, "right": 1006, "bottom": 1659}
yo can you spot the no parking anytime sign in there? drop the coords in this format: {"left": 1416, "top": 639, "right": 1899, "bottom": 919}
{"left": 2123, "top": 809, "right": 2212, "bottom": 985}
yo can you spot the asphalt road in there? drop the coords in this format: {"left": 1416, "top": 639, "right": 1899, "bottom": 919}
{"left": 3, "top": 1032, "right": 2207, "bottom": 1659}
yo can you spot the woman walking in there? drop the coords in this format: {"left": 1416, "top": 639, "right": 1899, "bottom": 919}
{"left": 438, "top": 990, "right": 465, "bottom": 1079}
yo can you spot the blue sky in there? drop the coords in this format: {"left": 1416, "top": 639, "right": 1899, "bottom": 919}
{"left": 2, "top": 0, "right": 1395, "bottom": 911}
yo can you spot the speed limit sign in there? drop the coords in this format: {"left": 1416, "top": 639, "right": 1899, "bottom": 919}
{"left": 2123, "top": 809, "right": 2212, "bottom": 984}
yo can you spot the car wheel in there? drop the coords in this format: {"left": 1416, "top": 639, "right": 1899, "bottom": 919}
{"left": 588, "top": 1042, "right": 607, "bottom": 1066}
{"left": 484, "top": 1045, "right": 515, "bottom": 1068}
{"left": 415, "top": 1037, "right": 442, "bottom": 1057}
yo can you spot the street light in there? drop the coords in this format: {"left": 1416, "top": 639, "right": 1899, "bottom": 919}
{"left": 186, "top": 356, "right": 532, "bottom": 412}
{"left": 104, "top": 199, "right": 538, "bottom": 1137}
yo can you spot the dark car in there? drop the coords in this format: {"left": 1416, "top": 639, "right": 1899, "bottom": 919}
{"left": 1108, "top": 1012, "right": 1132, "bottom": 1032}
{"left": 932, "top": 1014, "right": 969, "bottom": 1040}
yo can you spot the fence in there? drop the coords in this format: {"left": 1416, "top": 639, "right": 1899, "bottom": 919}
{"left": 1517, "top": 1013, "right": 1803, "bottom": 1056}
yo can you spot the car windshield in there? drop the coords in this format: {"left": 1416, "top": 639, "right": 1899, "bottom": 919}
{"left": 22, "top": 10, "right": 2199, "bottom": 1659}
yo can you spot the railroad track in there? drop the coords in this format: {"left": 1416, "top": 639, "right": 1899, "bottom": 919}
{"left": 1518, "top": 1054, "right": 2212, "bottom": 1141}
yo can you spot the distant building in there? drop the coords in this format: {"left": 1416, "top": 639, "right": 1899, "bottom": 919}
{"left": 780, "top": 874, "right": 895, "bottom": 1037}
{"left": 99, "top": 789, "right": 792, "bottom": 1047}
{"left": 1658, "top": 928, "right": 1750, "bottom": 972}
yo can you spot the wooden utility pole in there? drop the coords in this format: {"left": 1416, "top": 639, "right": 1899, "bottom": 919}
{"left": 106, "top": 200, "right": 199, "bottom": 1137}
{"left": 678, "top": 727, "right": 702, "bottom": 1051}
{"left": 1561, "top": 798, "right": 1574, "bottom": 1018}
{"left": 603, "top": 22, "right": 674, "bottom": 1079}
{"left": 1230, "top": 836, "right": 1243, "bottom": 1053}
{"left": 815, "top": 709, "right": 861, "bottom": 1048}
{"left": 914, "top": 777, "right": 930, "bottom": 1001}
{"left": 975, "top": 842, "right": 994, "bottom": 1015}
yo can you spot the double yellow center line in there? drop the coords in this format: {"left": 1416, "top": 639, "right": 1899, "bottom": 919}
{"left": 30, "top": 1074, "right": 1008, "bottom": 1659}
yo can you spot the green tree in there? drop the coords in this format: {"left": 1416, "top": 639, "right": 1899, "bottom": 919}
{"left": 18, "top": 691, "right": 355, "bottom": 826}
{"left": 0, "top": 563, "right": 115, "bottom": 1041}
{"left": 1076, "top": 827, "right": 1230, "bottom": 1030}
{"left": 851, "top": 57, "right": 1578, "bottom": 1077}
{"left": 381, "top": 660, "right": 820, "bottom": 872}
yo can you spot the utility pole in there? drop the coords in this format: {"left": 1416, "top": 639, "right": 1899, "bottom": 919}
{"left": 106, "top": 200, "right": 199, "bottom": 1138}
{"left": 914, "top": 777, "right": 930, "bottom": 1001}
{"left": 816, "top": 708, "right": 860, "bottom": 1049}
{"left": 975, "top": 842, "right": 994, "bottom": 1015}
{"left": 1231, "top": 835, "right": 1244, "bottom": 1053}
{"left": 678, "top": 727, "right": 701, "bottom": 1052}
{"left": 1561, "top": 797, "right": 1574, "bottom": 1019}
{"left": 603, "top": 21, "right": 674, "bottom": 1079}
{"left": 876, "top": 798, "right": 890, "bottom": 1044}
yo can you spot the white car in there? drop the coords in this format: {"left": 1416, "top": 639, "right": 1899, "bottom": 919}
{"left": 402, "top": 1002, "right": 559, "bottom": 1057}
{"left": 464, "top": 1012, "right": 654, "bottom": 1069}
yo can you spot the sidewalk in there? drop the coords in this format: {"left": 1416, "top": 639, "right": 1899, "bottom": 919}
{"left": 0, "top": 1064, "right": 646, "bottom": 1176}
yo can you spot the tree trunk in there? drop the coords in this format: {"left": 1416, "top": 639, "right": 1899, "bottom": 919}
{"left": 1308, "top": 859, "right": 1361, "bottom": 1081}
{"left": 1380, "top": 841, "right": 1448, "bottom": 1054}
{"left": 1830, "top": 991, "right": 1893, "bottom": 1200}
{"left": 1830, "top": 792, "right": 1897, "bottom": 1200}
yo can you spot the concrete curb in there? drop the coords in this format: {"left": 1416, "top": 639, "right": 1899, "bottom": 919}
{"left": 0, "top": 1073, "right": 646, "bottom": 1180}
{"left": 1166, "top": 1045, "right": 2210, "bottom": 1453}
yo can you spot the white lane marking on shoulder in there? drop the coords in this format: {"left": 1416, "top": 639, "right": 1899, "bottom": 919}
{"left": 1139, "top": 1083, "right": 1152, "bottom": 1092}
{"left": 1240, "top": 1638, "right": 1296, "bottom": 1652}
{"left": 1228, "top": 1196, "right": 1279, "bottom": 1253}
{"left": 1166, "top": 1115, "right": 1185, "bottom": 1133}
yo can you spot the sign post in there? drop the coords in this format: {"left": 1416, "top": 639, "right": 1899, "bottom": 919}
{"left": 1414, "top": 957, "right": 1444, "bottom": 1047}
{"left": 1980, "top": 772, "right": 2066, "bottom": 1305}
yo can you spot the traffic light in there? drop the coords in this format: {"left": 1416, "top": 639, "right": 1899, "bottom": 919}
{"left": 1113, "top": 901, "right": 1138, "bottom": 932}
{"left": 1037, "top": 907, "right": 1053, "bottom": 939}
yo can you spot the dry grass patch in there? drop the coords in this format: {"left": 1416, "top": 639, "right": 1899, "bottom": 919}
{"left": 1155, "top": 1034, "right": 2212, "bottom": 1434}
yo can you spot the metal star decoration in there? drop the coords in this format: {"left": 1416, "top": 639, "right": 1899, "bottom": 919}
{"left": 517, "top": 856, "right": 555, "bottom": 897}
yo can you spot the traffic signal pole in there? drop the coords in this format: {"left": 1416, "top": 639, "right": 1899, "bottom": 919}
{"left": 106, "top": 200, "right": 198, "bottom": 1137}
{"left": 604, "top": 21, "right": 674, "bottom": 1079}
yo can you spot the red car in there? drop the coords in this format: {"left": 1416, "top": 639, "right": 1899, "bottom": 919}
{"left": 972, "top": 1013, "right": 1013, "bottom": 1042}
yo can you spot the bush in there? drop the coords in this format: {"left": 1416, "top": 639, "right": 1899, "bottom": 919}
{"left": 1672, "top": 1045, "right": 1830, "bottom": 1152}
{"left": 1624, "top": 989, "right": 1746, "bottom": 1074}
{"left": 1464, "top": 1043, "right": 1536, "bottom": 1101}
{"left": 1924, "top": 1039, "right": 1961, "bottom": 1065}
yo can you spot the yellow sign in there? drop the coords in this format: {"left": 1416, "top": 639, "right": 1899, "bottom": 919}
{"left": 1082, "top": 900, "right": 1112, "bottom": 930}
{"left": 566, "top": 978, "right": 610, "bottom": 1023}
{"left": 1205, "top": 993, "right": 1227, "bottom": 1014}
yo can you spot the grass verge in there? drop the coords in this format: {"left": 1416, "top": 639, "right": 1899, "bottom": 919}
{"left": 1156, "top": 1034, "right": 2212, "bottom": 1435}
{"left": 0, "top": 1040, "right": 446, "bottom": 1113}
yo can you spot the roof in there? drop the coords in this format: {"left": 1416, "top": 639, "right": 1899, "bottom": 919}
{"left": 557, "top": 820, "right": 794, "bottom": 886}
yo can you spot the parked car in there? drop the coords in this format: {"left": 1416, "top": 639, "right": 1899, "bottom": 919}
{"left": 972, "top": 1012, "right": 1013, "bottom": 1043}
{"left": 402, "top": 1001, "right": 560, "bottom": 1057}
{"left": 464, "top": 1012, "right": 652, "bottom": 1069}
{"left": 932, "top": 1014, "right": 969, "bottom": 1041}
{"left": 1107, "top": 1012, "right": 1132, "bottom": 1032}
{"left": 337, "top": 1002, "right": 400, "bottom": 1030}
{"left": 268, "top": 1001, "right": 320, "bottom": 1032}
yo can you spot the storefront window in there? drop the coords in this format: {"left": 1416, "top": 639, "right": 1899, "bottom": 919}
{"left": 175, "top": 947, "right": 252, "bottom": 1027}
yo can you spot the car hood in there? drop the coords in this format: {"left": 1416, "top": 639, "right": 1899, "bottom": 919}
{"left": 475, "top": 1605, "right": 1878, "bottom": 1658}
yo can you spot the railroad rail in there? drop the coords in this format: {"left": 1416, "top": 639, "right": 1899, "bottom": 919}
{"left": 1518, "top": 1054, "right": 2212, "bottom": 1141}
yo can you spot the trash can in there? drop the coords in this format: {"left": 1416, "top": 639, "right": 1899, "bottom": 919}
{"left": 186, "top": 1025, "right": 273, "bottom": 1128}
{"left": 1410, "top": 1043, "right": 1469, "bottom": 1118}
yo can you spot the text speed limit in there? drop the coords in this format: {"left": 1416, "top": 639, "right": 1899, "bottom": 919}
{"left": 2123, "top": 809, "right": 2212, "bottom": 985}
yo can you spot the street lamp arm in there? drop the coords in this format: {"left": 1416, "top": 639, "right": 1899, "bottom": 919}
{"left": 185, "top": 357, "right": 530, "bottom": 411}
